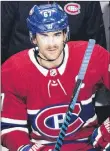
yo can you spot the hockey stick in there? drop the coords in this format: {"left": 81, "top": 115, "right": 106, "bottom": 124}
{"left": 53, "top": 39, "right": 96, "bottom": 151}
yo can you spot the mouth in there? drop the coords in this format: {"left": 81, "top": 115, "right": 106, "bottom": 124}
{"left": 47, "top": 49, "right": 58, "bottom": 55}
{"left": 47, "top": 49, "right": 57, "bottom": 51}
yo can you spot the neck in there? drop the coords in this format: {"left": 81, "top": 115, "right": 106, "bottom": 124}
{"left": 36, "top": 51, "right": 64, "bottom": 69}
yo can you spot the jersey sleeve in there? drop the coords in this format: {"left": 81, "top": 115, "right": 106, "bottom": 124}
{"left": 1, "top": 61, "right": 31, "bottom": 151}
{"left": 98, "top": 45, "right": 110, "bottom": 90}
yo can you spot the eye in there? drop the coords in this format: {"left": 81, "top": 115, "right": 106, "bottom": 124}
{"left": 55, "top": 32, "right": 62, "bottom": 37}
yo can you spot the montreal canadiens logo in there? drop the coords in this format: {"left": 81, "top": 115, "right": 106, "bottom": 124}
{"left": 35, "top": 104, "right": 84, "bottom": 138}
{"left": 64, "top": 3, "right": 81, "bottom": 15}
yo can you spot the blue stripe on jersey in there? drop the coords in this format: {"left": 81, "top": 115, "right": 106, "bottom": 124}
{"left": 1, "top": 122, "right": 27, "bottom": 131}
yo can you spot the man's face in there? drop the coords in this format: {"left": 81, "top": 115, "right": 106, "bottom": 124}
{"left": 33, "top": 30, "right": 67, "bottom": 61}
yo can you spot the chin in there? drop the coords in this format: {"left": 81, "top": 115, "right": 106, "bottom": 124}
{"left": 49, "top": 53, "right": 60, "bottom": 60}
{"left": 47, "top": 56, "right": 57, "bottom": 61}
{"left": 48, "top": 58, "right": 57, "bottom": 61}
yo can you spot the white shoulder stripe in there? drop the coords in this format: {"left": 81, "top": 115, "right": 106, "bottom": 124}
{"left": 1, "top": 117, "right": 27, "bottom": 125}
{"left": 1, "top": 127, "right": 28, "bottom": 135}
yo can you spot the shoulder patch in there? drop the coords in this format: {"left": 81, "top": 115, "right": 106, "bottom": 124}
{"left": 64, "top": 3, "right": 81, "bottom": 15}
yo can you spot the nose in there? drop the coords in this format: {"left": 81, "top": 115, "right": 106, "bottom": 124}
{"left": 48, "top": 36, "right": 55, "bottom": 46}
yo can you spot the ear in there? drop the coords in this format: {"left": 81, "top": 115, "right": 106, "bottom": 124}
{"left": 32, "top": 38, "right": 37, "bottom": 45}
{"left": 63, "top": 32, "right": 67, "bottom": 42}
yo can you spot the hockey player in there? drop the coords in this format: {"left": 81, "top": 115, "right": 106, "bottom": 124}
{"left": 1, "top": 3, "right": 110, "bottom": 151}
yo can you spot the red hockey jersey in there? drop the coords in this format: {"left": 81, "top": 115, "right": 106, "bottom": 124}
{"left": 1, "top": 41, "right": 110, "bottom": 151}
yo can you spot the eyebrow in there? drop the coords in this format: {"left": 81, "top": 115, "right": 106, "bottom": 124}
{"left": 40, "top": 33, "right": 48, "bottom": 36}
{"left": 39, "top": 31, "right": 62, "bottom": 36}
{"left": 55, "top": 31, "right": 62, "bottom": 35}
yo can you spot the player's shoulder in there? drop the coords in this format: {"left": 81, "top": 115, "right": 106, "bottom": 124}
{"left": 67, "top": 40, "right": 88, "bottom": 48}
{"left": 67, "top": 40, "right": 107, "bottom": 55}
{"left": 67, "top": 40, "right": 89, "bottom": 56}
{"left": 2, "top": 49, "right": 30, "bottom": 70}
